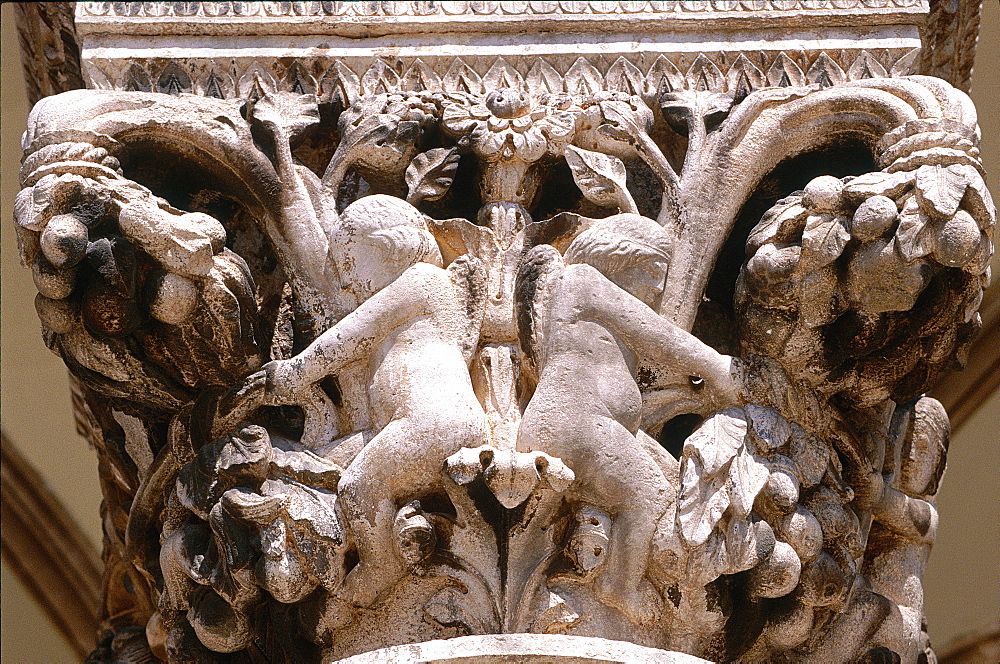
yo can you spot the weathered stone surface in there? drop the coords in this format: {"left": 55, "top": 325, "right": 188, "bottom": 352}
{"left": 12, "top": 2, "right": 994, "bottom": 663}
{"left": 336, "top": 634, "right": 711, "bottom": 664}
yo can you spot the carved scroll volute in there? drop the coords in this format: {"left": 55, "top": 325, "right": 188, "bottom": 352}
{"left": 658, "top": 77, "right": 983, "bottom": 332}
{"left": 22, "top": 89, "right": 346, "bottom": 332}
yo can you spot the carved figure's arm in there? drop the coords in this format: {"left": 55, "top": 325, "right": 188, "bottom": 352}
{"left": 265, "top": 266, "right": 435, "bottom": 399}
{"left": 576, "top": 269, "right": 740, "bottom": 407}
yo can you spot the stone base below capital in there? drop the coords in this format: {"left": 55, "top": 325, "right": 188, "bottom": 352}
{"left": 335, "top": 634, "right": 711, "bottom": 663}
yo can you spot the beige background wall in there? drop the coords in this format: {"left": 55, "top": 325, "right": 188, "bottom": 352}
{"left": 1, "top": 4, "right": 997, "bottom": 661}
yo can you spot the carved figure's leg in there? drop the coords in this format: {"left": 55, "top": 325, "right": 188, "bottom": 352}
{"left": 593, "top": 474, "right": 667, "bottom": 626}
{"left": 337, "top": 409, "right": 485, "bottom": 607}
{"left": 521, "top": 413, "right": 667, "bottom": 624}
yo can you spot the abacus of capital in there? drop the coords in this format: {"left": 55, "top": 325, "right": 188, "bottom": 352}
{"left": 10, "top": 2, "right": 992, "bottom": 662}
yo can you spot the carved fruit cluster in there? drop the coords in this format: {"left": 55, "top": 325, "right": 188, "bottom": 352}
{"left": 737, "top": 121, "right": 993, "bottom": 406}
{"left": 16, "top": 137, "right": 262, "bottom": 412}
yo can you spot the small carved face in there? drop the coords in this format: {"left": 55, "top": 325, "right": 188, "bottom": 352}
{"left": 612, "top": 256, "right": 669, "bottom": 309}
{"left": 485, "top": 88, "right": 531, "bottom": 119}
{"left": 340, "top": 234, "right": 410, "bottom": 304}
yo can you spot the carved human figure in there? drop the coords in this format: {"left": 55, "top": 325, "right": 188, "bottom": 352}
{"left": 262, "top": 210, "right": 487, "bottom": 607}
{"left": 516, "top": 214, "right": 741, "bottom": 624}
{"left": 859, "top": 397, "right": 948, "bottom": 662}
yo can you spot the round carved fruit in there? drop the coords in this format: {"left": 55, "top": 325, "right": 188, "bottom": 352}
{"left": 40, "top": 214, "right": 89, "bottom": 268}
{"left": 851, "top": 195, "right": 897, "bottom": 241}
{"left": 32, "top": 254, "right": 76, "bottom": 300}
{"left": 802, "top": 176, "right": 844, "bottom": 213}
{"left": 35, "top": 293, "right": 78, "bottom": 334}
{"left": 181, "top": 212, "right": 227, "bottom": 253}
{"left": 747, "top": 541, "right": 801, "bottom": 599}
{"left": 82, "top": 280, "right": 143, "bottom": 337}
{"left": 933, "top": 209, "right": 980, "bottom": 267}
{"left": 778, "top": 506, "right": 824, "bottom": 564}
{"left": 149, "top": 272, "right": 199, "bottom": 325}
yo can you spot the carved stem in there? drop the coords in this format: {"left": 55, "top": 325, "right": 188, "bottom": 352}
{"left": 265, "top": 125, "right": 344, "bottom": 330}
{"left": 634, "top": 131, "right": 681, "bottom": 229}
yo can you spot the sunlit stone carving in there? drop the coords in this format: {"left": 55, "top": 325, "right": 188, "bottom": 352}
{"left": 14, "top": 2, "right": 992, "bottom": 662}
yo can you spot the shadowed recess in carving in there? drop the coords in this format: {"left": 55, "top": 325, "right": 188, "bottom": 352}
{"left": 696, "top": 137, "right": 880, "bottom": 356}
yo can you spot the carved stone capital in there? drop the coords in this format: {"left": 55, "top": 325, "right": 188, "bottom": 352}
{"left": 12, "top": 2, "right": 993, "bottom": 662}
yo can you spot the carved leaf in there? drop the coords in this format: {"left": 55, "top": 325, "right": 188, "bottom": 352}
{"left": 123, "top": 63, "right": 152, "bottom": 93}
{"left": 723, "top": 517, "right": 765, "bottom": 575}
{"left": 766, "top": 53, "right": 806, "bottom": 88}
{"left": 841, "top": 170, "right": 912, "bottom": 204}
{"left": 484, "top": 57, "right": 524, "bottom": 91}
{"left": 250, "top": 91, "right": 320, "bottom": 141}
{"left": 444, "top": 58, "right": 485, "bottom": 95}
{"left": 84, "top": 61, "right": 115, "bottom": 90}
{"left": 885, "top": 145, "right": 983, "bottom": 173}
{"left": 360, "top": 59, "right": 401, "bottom": 96}
{"left": 890, "top": 48, "right": 921, "bottom": 77}
{"left": 745, "top": 404, "right": 791, "bottom": 451}
{"left": 532, "top": 592, "right": 581, "bottom": 634}
{"left": 801, "top": 213, "right": 850, "bottom": 269}
{"left": 401, "top": 58, "right": 442, "bottom": 92}
{"left": 894, "top": 200, "right": 934, "bottom": 262}
{"left": 806, "top": 52, "right": 846, "bottom": 88}
{"left": 565, "top": 57, "right": 604, "bottom": 96}
{"left": 157, "top": 61, "right": 192, "bottom": 95}
{"left": 200, "top": 67, "right": 234, "bottom": 99}
{"left": 678, "top": 408, "right": 749, "bottom": 545}
{"left": 526, "top": 59, "right": 564, "bottom": 94}
{"left": 237, "top": 62, "right": 276, "bottom": 100}
{"left": 328, "top": 113, "right": 414, "bottom": 184}
{"left": 799, "top": 265, "right": 842, "bottom": 328}
{"left": 86, "top": 236, "right": 137, "bottom": 296}
{"left": 405, "top": 147, "right": 461, "bottom": 205}
{"left": 914, "top": 163, "right": 969, "bottom": 220}
{"left": 728, "top": 446, "right": 770, "bottom": 518}
{"left": 947, "top": 164, "right": 996, "bottom": 228}
{"left": 598, "top": 99, "right": 653, "bottom": 144}
{"left": 788, "top": 424, "right": 829, "bottom": 488}
{"left": 686, "top": 54, "right": 724, "bottom": 92}
{"left": 848, "top": 50, "right": 888, "bottom": 80}
{"left": 685, "top": 408, "right": 747, "bottom": 476}
{"left": 647, "top": 55, "right": 684, "bottom": 95}
{"left": 282, "top": 61, "right": 316, "bottom": 95}
{"left": 605, "top": 57, "right": 645, "bottom": 97}
{"left": 321, "top": 61, "right": 360, "bottom": 106}
{"left": 563, "top": 145, "right": 636, "bottom": 213}
{"left": 746, "top": 197, "right": 809, "bottom": 254}
{"left": 726, "top": 54, "right": 764, "bottom": 101}
{"left": 678, "top": 454, "right": 729, "bottom": 546}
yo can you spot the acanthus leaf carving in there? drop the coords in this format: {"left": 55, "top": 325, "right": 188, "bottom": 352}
{"left": 405, "top": 147, "right": 462, "bottom": 205}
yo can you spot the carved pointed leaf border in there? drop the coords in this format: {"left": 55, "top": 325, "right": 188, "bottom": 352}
{"left": 84, "top": 49, "right": 924, "bottom": 102}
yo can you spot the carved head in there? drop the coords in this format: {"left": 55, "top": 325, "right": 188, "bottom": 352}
{"left": 564, "top": 213, "right": 672, "bottom": 308}
{"left": 335, "top": 195, "right": 443, "bottom": 304}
